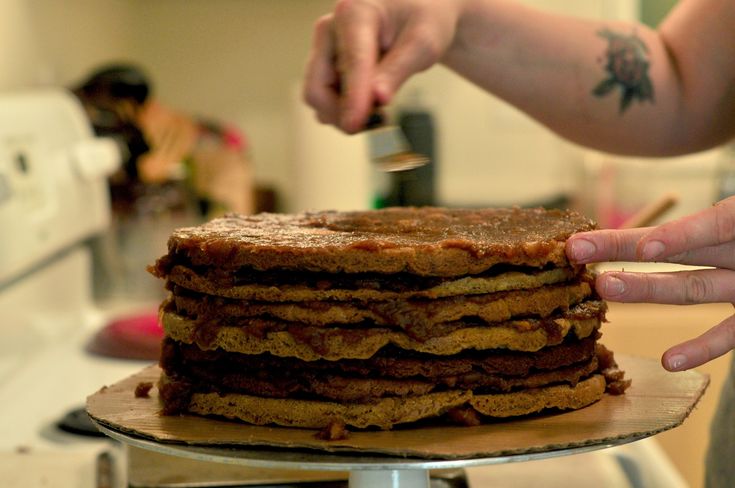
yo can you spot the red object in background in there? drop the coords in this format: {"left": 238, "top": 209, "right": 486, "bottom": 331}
{"left": 86, "top": 312, "right": 163, "bottom": 360}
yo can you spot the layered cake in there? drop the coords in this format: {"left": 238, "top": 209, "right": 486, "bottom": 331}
{"left": 150, "top": 207, "right": 629, "bottom": 431}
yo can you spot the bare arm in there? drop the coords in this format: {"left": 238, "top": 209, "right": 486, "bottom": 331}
{"left": 443, "top": 0, "right": 735, "bottom": 156}
{"left": 304, "top": 0, "right": 735, "bottom": 155}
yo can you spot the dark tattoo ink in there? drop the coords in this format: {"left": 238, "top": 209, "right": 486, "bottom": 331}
{"left": 592, "top": 28, "right": 654, "bottom": 113}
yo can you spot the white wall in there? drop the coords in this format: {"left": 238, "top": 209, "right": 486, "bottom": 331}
{"left": 0, "top": 0, "right": 135, "bottom": 90}
{"left": 0, "top": 1, "right": 47, "bottom": 89}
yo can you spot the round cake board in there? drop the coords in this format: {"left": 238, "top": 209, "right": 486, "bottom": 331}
{"left": 87, "top": 355, "right": 708, "bottom": 461}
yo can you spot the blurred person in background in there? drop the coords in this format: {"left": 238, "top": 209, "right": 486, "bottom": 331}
{"left": 301, "top": 1, "right": 735, "bottom": 486}
{"left": 73, "top": 63, "right": 254, "bottom": 218}
{"left": 73, "top": 63, "right": 254, "bottom": 301}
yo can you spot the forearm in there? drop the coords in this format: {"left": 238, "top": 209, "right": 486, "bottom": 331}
{"left": 443, "top": 0, "right": 735, "bottom": 156}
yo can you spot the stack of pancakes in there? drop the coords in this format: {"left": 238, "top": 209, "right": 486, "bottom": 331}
{"left": 150, "top": 207, "right": 629, "bottom": 431}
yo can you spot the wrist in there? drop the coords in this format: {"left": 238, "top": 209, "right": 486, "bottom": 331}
{"left": 444, "top": 0, "right": 504, "bottom": 64}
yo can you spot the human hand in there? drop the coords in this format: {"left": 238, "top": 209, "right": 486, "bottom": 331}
{"left": 136, "top": 101, "right": 198, "bottom": 183}
{"left": 303, "top": 0, "right": 463, "bottom": 133}
{"left": 567, "top": 196, "right": 735, "bottom": 372}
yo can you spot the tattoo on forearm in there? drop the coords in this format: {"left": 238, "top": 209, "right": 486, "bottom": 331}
{"left": 592, "top": 28, "right": 654, "bottom": 113}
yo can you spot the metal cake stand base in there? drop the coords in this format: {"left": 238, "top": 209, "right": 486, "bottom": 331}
{"left": 96, "top": 423, "right": 632, "bottom": 488}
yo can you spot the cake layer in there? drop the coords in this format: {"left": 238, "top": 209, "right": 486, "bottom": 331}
{"left": 160, "top": 337, "right": 599, "bottom": 402}
{"left": 167, "top": 280, "right": 596, "bottom": 330}
{"left": 162, "top": 334, "right": 599, "bottom": 380}
{"left": 158, "top": 373, "right": 606, "bottom": 429}
{"left": 469, "top": 374, "right": 606, "bottom": 419}
{"left": 162, "top": 310, "right": 601, "bottom": 360}
{"left": 164, "top": 358, "right": 598, "bottom": 403}
{"left": 150, "top": 207, "right": 596, "bottom": 278}
{"left": 166, "top": 295, "right": 605, "bottom": 343}
{"left": 164, "top": 265, "right": 579, "bottom": 302}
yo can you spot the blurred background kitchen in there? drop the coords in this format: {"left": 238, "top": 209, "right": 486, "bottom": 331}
{"left": 1, "top": 0, "right": 732, "bottom": 487}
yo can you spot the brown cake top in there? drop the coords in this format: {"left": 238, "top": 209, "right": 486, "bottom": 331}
{"left": 154, "top": 207, "right": 595, "bottom": 277}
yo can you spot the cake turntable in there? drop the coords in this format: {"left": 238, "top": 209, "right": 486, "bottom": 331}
{"left": 95, "top": 422, "right": 628, "bottom": 488}
{"left": 88, "top": 355, "right": 708, "bottom": 488}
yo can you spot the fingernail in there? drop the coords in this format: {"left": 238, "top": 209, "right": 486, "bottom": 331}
{"left": 641, "top": 240, "right": 666, "bottom": 260}
{"left": 667, "top": 354, "right": 688, "bottom": 371}
{"left": 602, "top": 275, "right": 626, "bottom": 297}
{"left": 569, "top": 238, "right": 596, "bottom": 262}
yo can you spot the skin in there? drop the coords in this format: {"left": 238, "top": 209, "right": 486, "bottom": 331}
{"left": 136, "top": 100, "right": 198, "bottom": 183}
{"left": 303, "top": 0, "right": 735, "bottom": 371}
{"left": 568, "top": 197, "right": 735, "bottom": 371}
